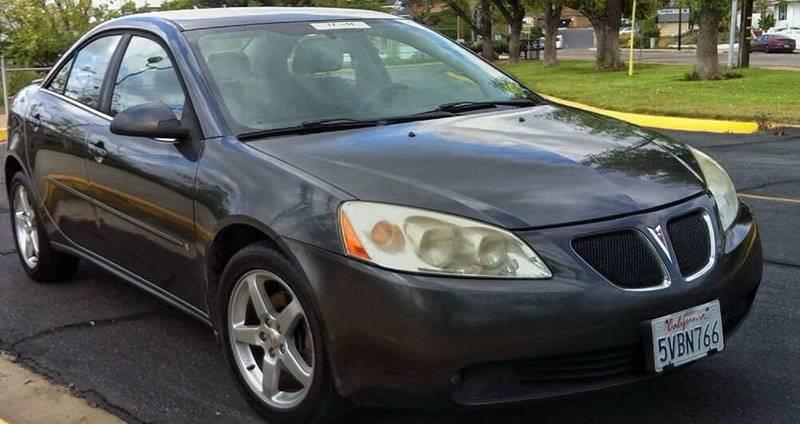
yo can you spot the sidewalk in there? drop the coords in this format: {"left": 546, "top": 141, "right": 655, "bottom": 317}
{"left": 0, "top": 353, "right": 124, "bottom": 424}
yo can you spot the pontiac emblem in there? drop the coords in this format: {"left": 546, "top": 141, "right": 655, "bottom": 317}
{"left": 648, "top": 225, "right": 673, "bottom": 263}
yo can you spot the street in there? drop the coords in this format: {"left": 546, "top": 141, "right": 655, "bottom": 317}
{"left": 1, "top": 128, "right": 799, "bottom": 423}
{"left": 557, "top": 48, "right": 800, "bottom": 70}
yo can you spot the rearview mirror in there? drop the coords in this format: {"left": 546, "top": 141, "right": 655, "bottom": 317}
{"left": 110, "top": 102, "right": 189, "bottom": 140}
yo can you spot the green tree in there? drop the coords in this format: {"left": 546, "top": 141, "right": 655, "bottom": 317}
{"left": 540, "top": 0, "right": 565, "bottom": 67}
{"left": 568, "top": 0, "right": 624, "bottom": 71}
{"left": 0, "top": 0, "right": 116, "bottom": 66}
{"left": 446, "top": 0, "right": 496, "bottom": 60}
{"left": 160, "top": 0, "right": 196, "bottom": 10}
{"left": 490, "top": 0, "right": 526, "bottom": 62}
{"left": 694, "top": 0, "right": 728, "bottom": 79}
{"left": 755, "top": 0, "right": 777, "bottom": 30}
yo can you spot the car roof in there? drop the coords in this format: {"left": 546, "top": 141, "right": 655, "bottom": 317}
{"left": 125, "top": 7, "right": 400, "bottom": 31}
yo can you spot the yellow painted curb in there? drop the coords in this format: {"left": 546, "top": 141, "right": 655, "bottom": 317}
{"left": 0, "top": 128, "right": 6, "bottom": 143}
{"left": 541, "top": 95, "right": 760, "bottom": 134}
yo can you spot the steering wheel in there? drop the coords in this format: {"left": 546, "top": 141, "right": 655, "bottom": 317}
{"left": 358, "top": 83, "right": 410, "bottom": 111}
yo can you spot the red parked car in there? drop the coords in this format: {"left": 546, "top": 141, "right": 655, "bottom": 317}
{"left": 751, "top": 34, "right": 797, "bottom": 53}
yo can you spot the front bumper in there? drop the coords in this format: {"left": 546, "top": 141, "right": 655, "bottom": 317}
{"left": 285, "top": 195, "right": 762, "bottom": 408}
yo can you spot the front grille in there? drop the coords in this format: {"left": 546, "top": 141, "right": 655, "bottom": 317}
{"left": 572, "top": 230, "right": 665, "bottom": 289}
{"left": 667, "top": 211, "right": 712, "bottom": 278}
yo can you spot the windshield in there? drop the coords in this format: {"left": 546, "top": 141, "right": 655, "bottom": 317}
{"left": 186, "top": 19, "right": 538, "bottom": 135}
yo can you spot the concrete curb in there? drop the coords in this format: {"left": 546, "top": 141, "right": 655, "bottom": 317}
{"left": 0, "top": 353, "right": 125, "bottom": 424}
{"left": 541, "top": 95, "right": 760, "bottom": 134}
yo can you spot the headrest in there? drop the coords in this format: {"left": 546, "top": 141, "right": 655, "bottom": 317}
{"left": 207, "top": 51, "right": 252, "bottom": 80}
{"left": 292, "top": 37, "right": 343, "bottom": 74}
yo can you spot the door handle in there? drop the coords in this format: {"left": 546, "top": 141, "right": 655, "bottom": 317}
{"left": 30, "top": 112, "right": 43, "bottom": 130}
{"left": 88, "top": 140, "right": 108, "bottom": 163}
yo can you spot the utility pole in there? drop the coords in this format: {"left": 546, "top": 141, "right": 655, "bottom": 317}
{"left": 629, "top": 0, "right": 637, "bottom": 76}
{"left": 738, "top": 0, "right": 754, "bottom": 67}
{"left": 677, "top": 6, "right": 682, "bottom": 51}
{"left": 728, "top": 0, "right": 738, "bottom": 68}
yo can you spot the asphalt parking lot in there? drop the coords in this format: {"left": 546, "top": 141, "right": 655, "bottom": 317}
{"left": 1, "top": 128, "right": 799, "bottom": 423}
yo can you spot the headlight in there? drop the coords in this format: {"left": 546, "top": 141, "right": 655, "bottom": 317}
{"left": 690, "top": 147, "right": 739, "bottom": 231}
{"left": 338, "top": 202, "right": 552, "bottom": 279}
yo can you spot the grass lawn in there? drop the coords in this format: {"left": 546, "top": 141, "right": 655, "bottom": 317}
{"left": 502, "top": 60, "right": 800, "bottom": 125}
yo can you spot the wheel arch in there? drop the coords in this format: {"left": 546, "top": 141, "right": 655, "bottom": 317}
{"left": 204, "top": 216, "right": 310, "bottom": 329}
{"left": 4, "top": 153, "right": 24, "bottom": 195}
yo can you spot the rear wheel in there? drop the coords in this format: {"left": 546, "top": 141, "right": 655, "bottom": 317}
{"left": 9, "top": 173, "right": 79, "bottom": 282}
{"left": 218, "top": 242, "right": 346, "bottom": 423}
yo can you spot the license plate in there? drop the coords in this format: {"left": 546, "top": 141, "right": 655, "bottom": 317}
{"left": 649, "top": 300, "right": 724, "bottom": 373}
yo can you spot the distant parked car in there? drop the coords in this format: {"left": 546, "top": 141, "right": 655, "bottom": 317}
{"left": 537, "top": 34, "right": 563, "bottom": 49}
{"left": 751, "top": 34, "right": 796, "bottom": 53}
{"left": 767, "top": 26, "right": 800, "bottom": 45}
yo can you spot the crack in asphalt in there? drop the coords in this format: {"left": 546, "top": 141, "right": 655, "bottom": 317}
{"left": 8, "top": 308, "right": 169, "bottom": 350}
{"left": 739, "top": 177, "right": 800, "bottom": 193}
{"left": 8, "top": 352, "right": 149, "bottom": 424}
{"left": 764, "top": 258, "right": 800, "bottom": 270}
{"left": 2, "top": 309, "right": 172, "bottom": 424}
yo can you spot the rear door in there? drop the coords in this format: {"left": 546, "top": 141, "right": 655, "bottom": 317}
{"left": 84, "top": 34, "right": 205, "bottom": 309}
{"left": 27, "top": 35, "right": 122, "bottom": 249}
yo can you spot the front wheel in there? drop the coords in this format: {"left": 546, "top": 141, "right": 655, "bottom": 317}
{"left": 9, "top": 172, "right": 79, "bottom": 282}
{"left": 218, "top": 242, "right": 346, "bottom": 423}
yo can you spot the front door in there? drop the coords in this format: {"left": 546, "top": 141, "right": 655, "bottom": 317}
{"left": 85, "top": 35, "right": 205, "bottom": 309}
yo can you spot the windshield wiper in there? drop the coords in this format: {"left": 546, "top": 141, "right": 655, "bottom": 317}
{"left": 433, "top": 98, "right": 540, "bottom": 114}
{"left": 238, "top": 118, "right": 380, "bottom": 140}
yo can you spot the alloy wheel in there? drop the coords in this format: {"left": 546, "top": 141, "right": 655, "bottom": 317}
{"left": 13, "top": 185, "right": 40, "bottom": 268}
{"left": 228, "top": 270, "right": 315, "bottom": 410}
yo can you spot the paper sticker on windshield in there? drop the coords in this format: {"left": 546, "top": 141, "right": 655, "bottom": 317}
{"left": 310, "top": 21, "right": 371, "bottom": 31}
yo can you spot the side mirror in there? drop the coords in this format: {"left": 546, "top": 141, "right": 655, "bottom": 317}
{"left": 110, "top": 102, "right": 189, "bottom": 141}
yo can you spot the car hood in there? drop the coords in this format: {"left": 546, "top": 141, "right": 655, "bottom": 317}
{"left": 249, "top": 105, "right": 706, "bottom": 229}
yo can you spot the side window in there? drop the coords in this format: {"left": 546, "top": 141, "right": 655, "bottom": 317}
{"left": 64, "top": 36, "right": 121, "bottom": 109}
{"left": 110, "top": 37, "right": 185, "bottom": 118}
{"left": 48, "top": 58, "right": 74, "bottom": 94}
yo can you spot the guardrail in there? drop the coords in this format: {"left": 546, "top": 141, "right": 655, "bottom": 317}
{"left": 1, "top": 55, "right": 52, "bottom": 126}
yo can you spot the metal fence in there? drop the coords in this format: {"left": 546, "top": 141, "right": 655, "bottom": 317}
{"left": 1, "top": 56, "right": 52, "bottom": 125}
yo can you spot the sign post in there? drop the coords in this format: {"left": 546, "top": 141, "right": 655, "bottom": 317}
{"left": 728, "top": 0, "right": 738, "bottom": 68}
{"left": 1, "top": 55, "right": 9, "bottom": 126}
{"left": 628, "top": 0, "right": 637, "bottom": 76}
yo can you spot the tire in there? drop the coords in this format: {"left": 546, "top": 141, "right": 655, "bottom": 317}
{"left": 8, "top": 172, "right": 79, "bottom": 282}
{"left": 217, "top": 242, "right": 347, "bottom": 424}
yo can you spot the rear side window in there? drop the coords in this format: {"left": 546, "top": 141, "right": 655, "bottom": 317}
{"left": 47, "top": 58, "right": 74, "bottom": 94}
{"left": 110, "top": 36, "right": 186, "bottom": 118}
{"left": 64, "top": 36, "right": 122, "bottom": 109}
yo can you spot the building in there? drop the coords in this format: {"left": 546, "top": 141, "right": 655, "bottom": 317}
{"left": 772, "top": 0, "right": 800, "bottom": 29}
{"left": 656, "top": 7, "right": 694, "bottom": 37}
{"left": 559, "top": 7, "right": 591, "bottom": 28}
